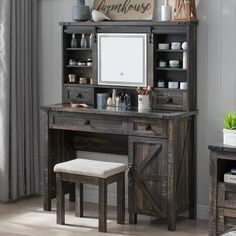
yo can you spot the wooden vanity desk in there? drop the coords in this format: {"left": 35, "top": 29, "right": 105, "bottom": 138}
{"left": 42, "top": 21, "right": 198, "bottom": 231}
{"left": 42, "top": 105, "right": 197, "bottom": 231}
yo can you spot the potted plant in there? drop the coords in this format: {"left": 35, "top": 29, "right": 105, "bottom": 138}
{"left": 224, "top": 112, "right": 236, "bottom": 146}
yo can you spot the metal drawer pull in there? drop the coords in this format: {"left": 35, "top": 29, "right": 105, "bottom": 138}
{"left": 77, "top": 93, "right": 82, "bottom": 98}
{"left": 84, "top": 120, "right": 91, "bottom": 126}
{"left": 145, "top": 124, "right": 152, "bottom": 131}
{"left": 166, "top": 98, "right": 173, "bottom": 104}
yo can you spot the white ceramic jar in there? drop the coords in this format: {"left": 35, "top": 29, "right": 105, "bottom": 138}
{"left": 180, "top": 82, "right": 188, "bottom": 90}
{"left": 171, "top": 42, "right": 181, "bottom": 50}
{"left": 159, "top": 60, "right": 167, "bottom": 67}
{"left": 169, "top": 60, "right": 180, "bottom": 68}
{"left": 158, "top": 43, "right": 170, "bottom": 50}
{"left": 168, "top": 81, "right": 179, "bottom": 89}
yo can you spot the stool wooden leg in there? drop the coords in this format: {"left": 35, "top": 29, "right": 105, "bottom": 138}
{"left": 99, "top": 178, "right": 107, "bottom": 232}
{"left": 117, "top": 172, "right": 125, "bottom": 224}
{"left": 75, "top": 183, "right": 83, "bottom": 217}
{"left": 56, "top": 173, "right": 65, "bottom": 225}
{"left": 69, "top": 183, "right": 75, "bottom": 202}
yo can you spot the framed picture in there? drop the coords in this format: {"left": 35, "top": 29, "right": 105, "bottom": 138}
{"left": 98, "top": 33, "right": 147, "bottom": 87}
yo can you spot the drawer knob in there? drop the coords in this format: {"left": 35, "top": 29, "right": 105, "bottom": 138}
{"left": 77, "top": 93, "right": 82, "bottom": 98}
{"left": 166, "top": 98, "right": 173, "bottom": 104}
{"left": 84, "top": 120, "right": 91, "bottom": 126}
{"left": 145, "top": 124, "right": 152, "bottom": 131}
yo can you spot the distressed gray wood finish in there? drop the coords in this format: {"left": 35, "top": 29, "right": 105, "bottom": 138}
{"left": 75, "top": 183, "right": 83, "bottom": 217}
{"left": 55, "top": 168, "right": 125, "bottom": 232}
{"left": 117, "top": 172, "right": 125, "bottom": 225}
{"left": 42, "top": 19, "right": 197, "bottom": 232}
{"left": 209, "top": 145, "right": 236, "bottom": 235}
{"left": 42, "top": 107, "right": 196, "bottom": 231}
{"left": 127, "top": 116, "right": 194, "bottom": 231}
{"left": 60, "top": 21, "right": 197, "bottom": 111}
{"left": 56, "top": 173, "right": 65, "bottom": 225}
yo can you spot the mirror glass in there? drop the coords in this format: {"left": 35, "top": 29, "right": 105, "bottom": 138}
{"left": 98, "top": 33, "right": 147, "bottom": 87}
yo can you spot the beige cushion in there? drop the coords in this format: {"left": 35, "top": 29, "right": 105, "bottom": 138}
{"left": 54, "top": 158, "right": 127, "bottom": 179}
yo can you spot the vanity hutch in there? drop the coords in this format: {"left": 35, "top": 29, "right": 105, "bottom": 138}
{"left": 42, "top": 20, "right": 198, "bottom": 231}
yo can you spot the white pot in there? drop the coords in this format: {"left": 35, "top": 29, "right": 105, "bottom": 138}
{"left": 223, "top": 129, "right": 236, "bottom": 146}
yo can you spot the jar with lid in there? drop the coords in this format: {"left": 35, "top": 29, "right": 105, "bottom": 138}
{"left": 159, "top": 60, "right": 166, "bottom": 68}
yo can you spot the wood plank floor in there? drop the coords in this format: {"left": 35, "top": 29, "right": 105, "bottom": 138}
{"left": 0, "top": 196, "right": 208, "bottom": 236}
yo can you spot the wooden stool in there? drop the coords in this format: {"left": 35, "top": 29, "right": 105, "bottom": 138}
{"left": 54, "top": 158, "right": 127, "bottom": 232}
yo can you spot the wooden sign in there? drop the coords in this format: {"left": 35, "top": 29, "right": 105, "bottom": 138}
{"left": 93, "top": 0, "right": 155, "bottom": 20}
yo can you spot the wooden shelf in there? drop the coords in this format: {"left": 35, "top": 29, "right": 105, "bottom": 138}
{"left": 66, "top": 48, "right": 92, "bottom": 51}
{"left": 156, "top": 67, "right": 187, "bottom": 71}
{"left": 64, "top": 83, "right": 94, "bottom": 87}
{"left": 154, "top": 88, "right": 187, "bottom": 92}
{"left": 64, "top": 83, "right": 138, "bottom": 90}
{"left": 156, "top": 49, "right": 186, "bottom": 52}
{"left": 66, "top": 65, "right": 92, "bottom": 68}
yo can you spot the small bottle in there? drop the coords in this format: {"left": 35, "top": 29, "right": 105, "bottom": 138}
{"left": 112, "top": 89, "right": 117, "bottom": 105}
{"left": 115, "top": 96, "right": 120, "bottom": 107}
{"left": 125, "top": 94, "right": 131, "bottom": 109}
{"left": 80, "top": 34, "right": 87, "bottom": 48}
{"left": 89, "top": 33, "right": 93, "bottom": 48}
{"left": 71, "top": 33, "right": 77, "bottom": 48}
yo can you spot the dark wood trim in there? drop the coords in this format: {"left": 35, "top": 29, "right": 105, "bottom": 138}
{"left": 167, "top": 119, "right": 177, "bottom": 231}
{"left": 59, "top": 21, "right": 198, "bottom": 27}
{"left": 75, "top": 183, "right": 83, "bottom": 217}
{"left": 56, "top": 173, "right": 65, "bottom": 225}
{"left": 99, "top": 178, "right": 107, "bottom": 232}
{"left": 117, "top": 172, "right": 125, "bottom": 225}
{"left": 189, "top": 116, "right": 197, "bottom": 219}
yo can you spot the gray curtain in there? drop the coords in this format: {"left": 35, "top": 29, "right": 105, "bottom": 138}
{"left": 0, "top": 0, "right": 41, "bottom": 201}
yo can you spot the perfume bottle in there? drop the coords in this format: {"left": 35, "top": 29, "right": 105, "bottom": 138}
{"left": 80, "top": 33, "right": 87, "bottom": 48}
{"left": 71, "top": 33, "right": 77, "bottom": 48}
{"left": 124, "top": 94, "right": 131, "bottom": 109}
{"left": 89, "top": 33, "right": 93, "bottom": 49}
{"left": 112, "top": 89, "right": 117, "bottom": 105}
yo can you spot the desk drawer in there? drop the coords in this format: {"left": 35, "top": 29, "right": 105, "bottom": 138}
{"left": 64, "top": 86, "right": 94, "bottom": 105}
{"left": 218, "top": 182, "right": 236, "bottom": 209}
{"left": 49, "top": 112, "right": 127, "bottom": 135}
{"left": 128, "top": 118, "right": 167, "bottom": 138}
{"left": 152, "top": 90, "right": 188, "bottom": 111}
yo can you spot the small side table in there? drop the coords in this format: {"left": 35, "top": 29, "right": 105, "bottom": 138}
{"left": 209, "top": 144, "right": 236, "bottom": 236}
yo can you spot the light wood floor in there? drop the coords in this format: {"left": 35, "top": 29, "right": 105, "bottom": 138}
{"left": 0, "top": 196, "right": 208, "bottom": 236}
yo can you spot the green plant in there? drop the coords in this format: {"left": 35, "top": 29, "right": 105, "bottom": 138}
{"left": 224, "top": 112, "right": 236, "bottom": 130}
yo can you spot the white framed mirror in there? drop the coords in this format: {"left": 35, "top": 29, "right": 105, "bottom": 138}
{"left": 98, "top": 33, "right": 147, "bottom": 87}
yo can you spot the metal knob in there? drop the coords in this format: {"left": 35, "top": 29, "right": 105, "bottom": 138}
{"left": 84, "top": 120, "right": 91, "bottom": 126}
{"left": 77, "top": 93, "right": 82, "bottom": 98}
{"left": 145, "top": 124, "right": 152, "bottom": 131}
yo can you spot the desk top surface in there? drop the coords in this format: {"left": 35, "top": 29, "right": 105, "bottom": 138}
{"left": 41, "top": 104, "right": 197, "bottom": 119}
{"left": 209, "top": 144, "right": 236, "bottom": 153}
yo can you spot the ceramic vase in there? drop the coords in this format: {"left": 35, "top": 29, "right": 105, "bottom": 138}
{"left": 72, "top": 0, "right": 90, "bottom": 22}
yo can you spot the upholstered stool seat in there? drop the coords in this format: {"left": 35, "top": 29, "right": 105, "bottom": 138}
{"left": 54, "top": 158, "right": 127, "bottom": 232}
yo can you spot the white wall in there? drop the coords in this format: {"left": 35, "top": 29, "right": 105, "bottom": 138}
{"left": 39, "top": 0, "right": 236, "bottom": 219}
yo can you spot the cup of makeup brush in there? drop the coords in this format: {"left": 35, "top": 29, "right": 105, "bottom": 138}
{"left": 138, "top": 95, "right": 150, "bottom": 111}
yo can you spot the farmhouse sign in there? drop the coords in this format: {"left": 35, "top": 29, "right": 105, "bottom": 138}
{"left": 93, "top": 0, "right": 155, "bottom": 20}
